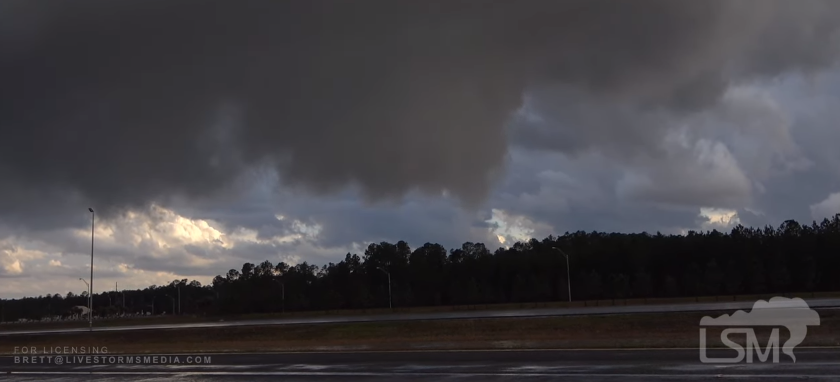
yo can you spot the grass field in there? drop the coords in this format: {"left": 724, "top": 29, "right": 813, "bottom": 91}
{"left": 3, "top": 308, "right": 839, "bottom": 355}
{"left": 3, "top": 291, "right": 838, "bottom": 333}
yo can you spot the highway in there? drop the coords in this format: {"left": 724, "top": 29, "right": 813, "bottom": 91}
{"left": 3, "top": 297, "right": 840, "bottom": 336}
{"left": 3, "top": 348, "right": 840, "bottom": 381}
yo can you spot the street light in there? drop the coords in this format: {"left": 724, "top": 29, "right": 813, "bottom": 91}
{"left": 88, "top": 208, "right": 94, "bottom": 331}
{"left": 165, "top": 294, "right": 175, "bottom": 315}
{"left": 78, "top": 278, "right": 90, "bottom": 321}
{"left": 553, "top": 247, "right": 572, "bottom": 302}
{"left": 272, "top": 278, "right": 285, "bottom": 313}
{"left": 377, "top": 267, "right": 392, "bottom": 310}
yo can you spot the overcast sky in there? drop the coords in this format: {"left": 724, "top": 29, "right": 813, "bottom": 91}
{"left": 2, "top": 0, "right": 840, "bottom": 298}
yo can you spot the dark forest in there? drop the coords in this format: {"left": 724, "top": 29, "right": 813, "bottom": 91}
{"left": 3, "top": 215, "right": 839, "bottom": 322}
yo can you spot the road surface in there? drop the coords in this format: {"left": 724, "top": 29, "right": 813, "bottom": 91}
{"left": 3, "top": 297, "right": 840, "bottom": 336}
{"left": 3, "top": 348, "right": 840, "bottom": 381}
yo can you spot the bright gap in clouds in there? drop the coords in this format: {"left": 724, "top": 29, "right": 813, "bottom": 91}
{"left": 0, "top": 204, "right": 338, "bottom": 298}
{"left": 486, "top": 208, "right": 548, "bottom": 247}
{"left": 697, "top": 207, "right": 741, "bottom": 232}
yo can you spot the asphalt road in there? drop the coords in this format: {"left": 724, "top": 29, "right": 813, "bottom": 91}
{"left": 3, "top": 297, "right": 840, "bottom": 336}
{"left": 3, "top": 348, "right": 840, "bottom": 381}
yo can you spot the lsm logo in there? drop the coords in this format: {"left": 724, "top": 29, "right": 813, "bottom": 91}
{"left": 699, "top": 297, "right": 820, "bottom": 364}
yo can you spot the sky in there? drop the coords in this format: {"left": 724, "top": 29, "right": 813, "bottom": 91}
{"left": 2, "top": 0, "right": 840, "bottom": 298}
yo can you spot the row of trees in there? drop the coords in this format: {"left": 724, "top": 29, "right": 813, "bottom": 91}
{"left": 0, "top": 280, "right": 213, "bottom": 322}
{"left": 2, "top": 215, "right": 840, "bottom": 321}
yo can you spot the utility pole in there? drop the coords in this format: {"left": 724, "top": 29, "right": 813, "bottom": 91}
{"left": 378, "top": 267, "right": 392, "bottom": 310}
{"left": 553, "top": 247, "right": 572, "bottom": 302}
{"left": 177, "top": 285, "right": 181, "bottom": 315}
{"left": 88, "top": 207, "right": 95, "bottom": 331}
{"left": 165, "top": 294, "right": 175, "bottom": 315}
{"left": 272, "top": 278, "right": 285, "bottom": 313}
{"left": 79, "top": 278, "right": 90, "bottom": 322}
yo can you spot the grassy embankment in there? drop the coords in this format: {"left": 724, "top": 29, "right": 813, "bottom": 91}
{"left": 3, "top": 292, "right": 839, "bottom": 355}
{"left": 3, "top": 291, "right": 838, "bottom": 333}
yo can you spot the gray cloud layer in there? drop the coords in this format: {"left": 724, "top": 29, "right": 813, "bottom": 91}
{"left": 2, "top": 0, "right": 840, "bottom": 228}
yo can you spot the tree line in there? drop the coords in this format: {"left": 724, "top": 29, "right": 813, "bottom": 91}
{"left": 2, "top": 215, "right": 839, "bottom": 322}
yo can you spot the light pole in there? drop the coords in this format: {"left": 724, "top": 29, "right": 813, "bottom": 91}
{"left": 273, "top": 278, "right": 285, "bottom": 313}
{"left": 378, "top": 267, "right": 392, "bottom": 310}
{"left": 78, "top": 278, "right": 90, "bottom": 321}
{"left": 553, "top": 247, "right": 572, "bottom": 302}
{"left": 88, "top": 207, "right": 94, "bottom": 331}
{"left": 117, "top": 282, "right": 125, "bottom": 310}
{"left": 165, "top": 294, "right": 175, "bottom": 315}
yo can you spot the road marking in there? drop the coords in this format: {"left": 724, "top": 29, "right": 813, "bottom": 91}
{"left": 6, "top": 371, "right": 840, "bottom": 378}
{"left": 3, "top": 346, "right": 840, "bottom": 357}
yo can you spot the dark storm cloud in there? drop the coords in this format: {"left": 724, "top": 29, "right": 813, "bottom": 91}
{"left": 180, "top": 184, "right": 493, "bottom": 251}
{"left": 729, "top": 71, "right": 840, "bottom": 226}
{"left": 2, "top": 0, "right": 840, "bottom": 226}
{"left": 489, "top": 149, "right": 703, "bottom": 235}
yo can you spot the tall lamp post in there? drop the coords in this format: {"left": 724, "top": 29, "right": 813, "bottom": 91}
{"left": 165, "top": 294, "right": 175, "bottom": 315}
{"left": 88, "top": 207, "right": 95, "bottom": 331}
{"left": 377, "top": 267, "right": 392, "bottom": 310}
{"left": 273, "top": 278, "right": 285, "bottom": 313}
{"left": 552, "top": 247, "right": 572, "bottom": 302}
{"left": 78, "top": 278, "right": 90, "bottom": 321}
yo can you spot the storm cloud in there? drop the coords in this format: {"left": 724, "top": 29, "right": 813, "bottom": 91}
{"left": 2, "top": 0, "right": 840, "bottom": 225}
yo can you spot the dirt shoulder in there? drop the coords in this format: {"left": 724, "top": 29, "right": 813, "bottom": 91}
{"left": 3, "top": 309, "right": 838, "bottom": 355}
